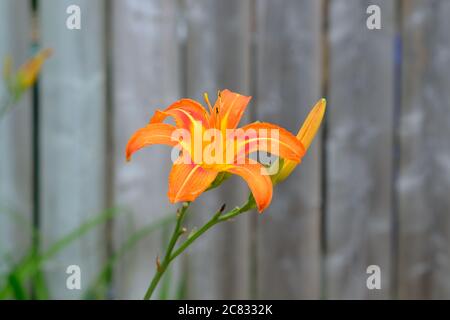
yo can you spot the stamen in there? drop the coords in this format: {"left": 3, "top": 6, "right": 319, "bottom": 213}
{"left": 213, "top": 90, "right": 222, "bottom": 128}
{"left": 217, "top": 90, "right": 222, "bottom": 109}
{"left": 203, "top": 92, "right": 214, "bottom": 114}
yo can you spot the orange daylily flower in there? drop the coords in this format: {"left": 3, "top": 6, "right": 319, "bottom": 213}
{"left": 126, "top": 89, "right": 307, "bottom": 212}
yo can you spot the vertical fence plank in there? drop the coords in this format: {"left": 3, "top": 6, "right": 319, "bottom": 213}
{"left": 112, "top": 0, "right": 180, "bottom": 299}
{"left": 40, "top": 0, "right": 106, "bottom": 298}
{"left": 399, "top": 0, "right": 450, "bottom": 299}
{"left": 183, "top": 0, "right": 252, "bottom": 299}
{"left": 0, "top": 0, "right": 32, "bottom": 273}
{"left": 326, "top": 0, "right": 395, "bottom": 299}
{"left": 254, "top": 0, "right": 322, "bottom": 299}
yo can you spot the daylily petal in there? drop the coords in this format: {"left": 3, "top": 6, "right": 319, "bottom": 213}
{"left": 235, "top": 122, "right": 305, "bottom": 162}
{"left": 224, "top": 160, "right": 273, "bottom": 213}
{"left": 214, "top": 89, "right": 252, "bottom": 130}
{"left": 168, "top": 162, "right": 218, "bottom": 203}
{"left": 150, "top": 98, "right": 210, "bottom": 130}
{"left": 126, "top": 123, "right": 179, "bottom": 161}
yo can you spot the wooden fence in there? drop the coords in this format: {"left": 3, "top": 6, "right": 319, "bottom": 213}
{"left": 1, "top": 0, "right": 449, "bottom": 299}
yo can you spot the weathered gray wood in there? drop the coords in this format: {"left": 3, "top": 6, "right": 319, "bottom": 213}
{"left": 111, "top": 0, "right": 181, "bottom": 299}
{"left": 0, "top": 0, "right": 32, "bottom": 273}
{"left": 254, "top": 0, "right": 322, "bottom": 299}
{"left": 183, "top": 0, "right": 252, "bottom": 299}
{"left": 39, "top": 0, "right": 106, "bottom": 299}
{"left": 326, "top": 0, "right": 395, "bottom": 299}
{"left": 398, "top": 0, "right": 450, "bottom": 299}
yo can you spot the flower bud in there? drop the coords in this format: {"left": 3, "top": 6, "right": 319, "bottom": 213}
{"left": 272, "top": 99, "right": 326, "bottom": 184}
{"left": 16, "top": 48, "right": 53, "bottom": 90}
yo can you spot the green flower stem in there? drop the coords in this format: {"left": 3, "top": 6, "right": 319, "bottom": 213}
{"left": 143, "top": 202, "right": 190, "bottom": 300}
{"left": 143, "top": 196, "right": 255, "bottom": 300}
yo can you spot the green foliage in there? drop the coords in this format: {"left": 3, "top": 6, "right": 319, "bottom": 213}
{"left": 0, "top": 207, "right": 178, "bottom": 300}
{"left": 0, "top": 207, "right": 122, "bottom": 299}
{"left": 83, "top": 213, "right": 176, "bottom": 300}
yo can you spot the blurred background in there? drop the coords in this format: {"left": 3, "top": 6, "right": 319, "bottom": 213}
{"left": 0, "top": 0, "right": 449, "bottom": 299}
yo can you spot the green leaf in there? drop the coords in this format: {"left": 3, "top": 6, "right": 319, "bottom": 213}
{"left": 32, "top": 268, "right": 50, "bottom": 300}
{"left": 7, "top": 273, "right": 28, "bottom": 300}
{"left": 175, "top": 267, "right": 188, "bottom": 300}
{"left": 0, "top": 207, "right": 125, "bottom": 299}
{"left": 83, "top": 213, "right": 175, "bottom": 299}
